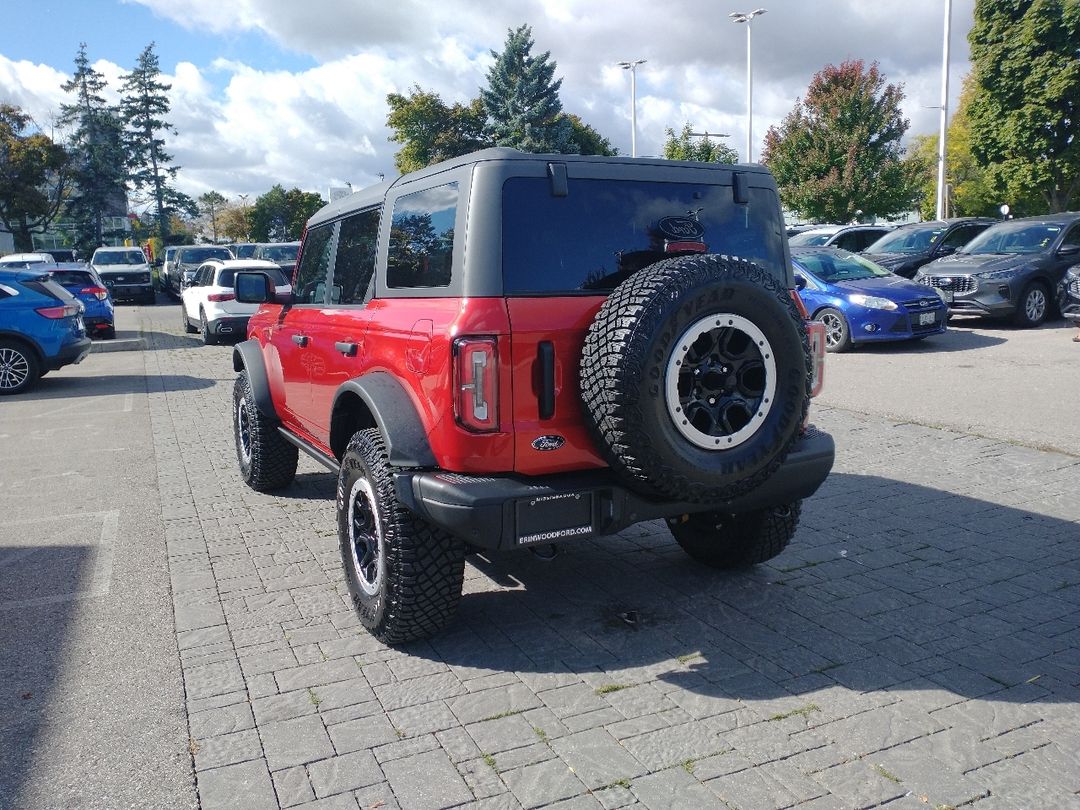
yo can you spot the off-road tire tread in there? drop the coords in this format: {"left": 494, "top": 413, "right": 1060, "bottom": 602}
{"left": 580, "top": 253, "right": 810, "bottom": 504}
{"left": 338, "top": 429, "right": 465, "bottom": 644}
{"left": 233, "top": 370, "right": 297, "bottom": 491}
{"left": 670, "top": 500, "right": 802, "bottom": 568}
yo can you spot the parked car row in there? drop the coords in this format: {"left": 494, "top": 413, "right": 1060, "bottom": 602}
{"left": 788, "top": 213, "right": 1080, "bottom": 350}
{"left": 161, "top": 242, "right": 299, "bottom": 298}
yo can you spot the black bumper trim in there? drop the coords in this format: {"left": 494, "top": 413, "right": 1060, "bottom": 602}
{"left": 394, "top": 428, "right": 835, "bottom": 550}
{"left": 46, "top": 337, "right": 92, "bottom": 370}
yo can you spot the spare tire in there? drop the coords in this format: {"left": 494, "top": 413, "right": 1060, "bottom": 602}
{"left": 580, "top": 253, "right": 810, "bottom": 503}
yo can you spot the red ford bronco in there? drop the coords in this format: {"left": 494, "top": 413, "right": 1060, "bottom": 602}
{"left": 231, "top": 148, "right": 834, "bottom": 643}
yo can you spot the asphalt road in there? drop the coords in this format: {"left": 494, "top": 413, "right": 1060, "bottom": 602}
{"left": 817, "top": 315, "right": 1080, "bottom": 457}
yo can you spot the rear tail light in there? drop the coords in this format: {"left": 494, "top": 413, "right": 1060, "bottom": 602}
{"left": 81, "top": 286, "right": 109, "bottom": 301}
{"left": 207, "top": 292, "right": 235, "bottom": 302}
{"left": 36, "top": 304, "right": 81, "bottom": 319}
{"left": 806, "top": 320, "right": 826, "bottom": 398}
{"left": 453, "top": 336, "right": 499, "bottom": 432}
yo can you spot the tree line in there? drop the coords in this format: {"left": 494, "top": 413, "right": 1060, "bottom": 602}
{"left": 2, "top": 0, "right": 1076, "bottom": 258}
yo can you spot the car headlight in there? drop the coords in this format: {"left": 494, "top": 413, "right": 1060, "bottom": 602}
{"left": 976, "top": 266, "right": 1024, "bottom": 280}
{"left": 847, "top": 294, "right": 898, "bottom": 311}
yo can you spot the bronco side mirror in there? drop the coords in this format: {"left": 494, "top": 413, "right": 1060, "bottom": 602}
{"left": 235, "top": 271, "right": 276, "bottom": 304}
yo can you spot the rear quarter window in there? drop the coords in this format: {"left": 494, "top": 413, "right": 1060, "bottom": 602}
{"left": 387, "top": 183, "right": 458, "bottom": 289}
{"left": 501, "top": 177, "right": 786, "bottom": 294}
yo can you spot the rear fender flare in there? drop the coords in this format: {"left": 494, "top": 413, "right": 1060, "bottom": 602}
{"left": 331, "top": 373, "right": 436, "bottom": 468}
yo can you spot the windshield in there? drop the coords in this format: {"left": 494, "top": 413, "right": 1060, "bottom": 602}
{"left": 50, "top": 270, "right": 96, "bottom": 287}
{"left": 866, "top": 225, "right": 946, "bottom": 254}
{"left": 234, "top": 244, "right": 257, "bottom": 259}
{"left": 180, "top": 247, "right": 232, "bottom": 263}
{"left": 788, "top": 231, "right": 834, "bottom": 246}
{"left": 259, "top": 245, "right": 299, "bottom": 262}
{"left": 961, "top": 222, "right": 1062, "bottom": 255}
{"left": 794, "top": 251, "right": 892, "bottom": 282}
{"left": 94, "top": 251, "right": 146, "bottom": 265}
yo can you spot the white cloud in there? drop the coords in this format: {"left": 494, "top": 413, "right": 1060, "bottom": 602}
{"left": 5, "top": 0, "right": 979, "bottom": 203}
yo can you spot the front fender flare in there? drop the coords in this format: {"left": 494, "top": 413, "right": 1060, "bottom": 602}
{"left": 232, "top": 339, "right": 278, "bottom": 422}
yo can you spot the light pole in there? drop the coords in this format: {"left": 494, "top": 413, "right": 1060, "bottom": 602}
{"left": 618, "top": 59, "right": 647, "bottom": 157}
{"left": 729, "top": 8, "right": 767, "bottom": 163}
{"left": 935, "top": 0, "right": 953, "bottom": 221}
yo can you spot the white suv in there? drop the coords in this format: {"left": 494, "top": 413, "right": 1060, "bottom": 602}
{"left": 181, "top": 259, "right": 291, "bottom": 344}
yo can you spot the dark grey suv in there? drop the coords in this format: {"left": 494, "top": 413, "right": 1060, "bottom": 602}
{"left": 862, "top": 218, "right": 996, "bottom": 278}
{"left": 914, "top": 213, "right": 1080, "bottom": 327}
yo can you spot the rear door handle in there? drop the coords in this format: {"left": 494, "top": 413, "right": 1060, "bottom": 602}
{"left": 335, "top": 341, "right": 357, "bottom": 357}
{"left": 292, "top": 334, "right": 309, "bottom": 347}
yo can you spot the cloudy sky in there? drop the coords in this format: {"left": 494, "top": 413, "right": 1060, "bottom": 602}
{"left": 2, "top": 0, "right": 974, "bottom": 203}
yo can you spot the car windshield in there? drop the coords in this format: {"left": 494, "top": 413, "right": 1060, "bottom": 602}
{"left": 234, "top": 244, "right": 257, "bottom": 259}
{"left": 795, "top": 251, "right": 892, "bottom": 282}
{"left": 260, "top": 245, "right": 299, "bottom": 262}
{"left": 960, "top": 222, "right": 1062, "bottom": 255}
{"left": 50, "top": 270, "right": 96, "bottom": 287}
{"left": 866, "top": 225, "right": 946, "bottom": 254}
{"left": 95, "top": 251, "right": 146, "bottom": 265}
{"left": 180, "top": 247, "right": 232, "bottom": 263}
{"left": 788, "top": 231, "right": 835, "bottom": 246}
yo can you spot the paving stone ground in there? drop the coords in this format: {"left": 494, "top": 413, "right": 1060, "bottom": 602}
{"left": 145, "top": 305, "right": 1080, "bottom": 809}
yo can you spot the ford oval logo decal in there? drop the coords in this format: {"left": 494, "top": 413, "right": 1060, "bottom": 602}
{"left": 656, "top": 216, "right": 705, "bottom": 241}
{"left": 532, "top": 435, "right": 565, "bottom": 452}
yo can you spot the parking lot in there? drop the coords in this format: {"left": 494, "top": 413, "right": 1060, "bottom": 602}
{"left": 1, "top": 304, "right": 1078, "bottom": 810}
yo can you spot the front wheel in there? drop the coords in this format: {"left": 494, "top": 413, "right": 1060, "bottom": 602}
{"left": 337, "top": 429, "right": 465, "bottom": 644}
{"left": 1013, "top": 282, "right": 1049, "bottom": 328}
{"left": 668, "top": 501, "right": 802, "bottom": 568}
{"left": 817, "top": 308, "right": 852, "bottom": 352}
{"left": 233, "top": 370, "right": 297, "bottom": 491}
{"left": 0, "top": 340, "right": 40, "bottom": 395}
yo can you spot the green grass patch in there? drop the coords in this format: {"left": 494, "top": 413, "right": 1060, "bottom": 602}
{"left": 481, "top": 752, "right": 497, "bottom": 771}
{"left": 777, "top": 559, "right": 822, "bottom": 573}
{"left": 681, "top": 758, "right": 695, "bottom": 774}
{"left": 676, "top": 651, "right": 703, "bottom": 664}
{"left": 533, "top": 727, "right": 548, "bottom": 742}
{"left": 595, "top": 683, "right": 634, "bottom": 695}
{"left": 480, "top": 709, "right": 525, "bottom": 722}
{"left": 873, "top": 764, "right": 901, "bottom": 784}
{"left": 768, "top": 703, "right": 820, "bottom": 722}
{"left": 307, "top": 688, "right": 321, "bottom": 708}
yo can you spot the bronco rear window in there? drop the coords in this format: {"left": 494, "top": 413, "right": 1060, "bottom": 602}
{"left": 501, "top": 177, "right": 785, "bottom": 294}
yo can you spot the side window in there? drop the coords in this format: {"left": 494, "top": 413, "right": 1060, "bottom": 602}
{"left": 834, "top": 232, "right": 859, "bottom": 252}
{"left": 294, "top": 225, "right": 335, "bottom": 304}
{"left": 387, "top": 183, "right": 457, "bottom": 289}
{"left": 332, "top": 209, "right": 380, "bottom": 305}
{"left": 1060, "top": 222, "right": 1080, "bottom": 247}
{"left": 943, "top": 225, "right": 979, "bottom": 249}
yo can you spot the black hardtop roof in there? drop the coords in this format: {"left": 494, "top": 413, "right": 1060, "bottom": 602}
{"left": 308, "top": 147, "right": 771, "bottom": 228}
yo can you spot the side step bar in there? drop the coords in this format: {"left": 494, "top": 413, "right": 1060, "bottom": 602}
{"left": 276, "top": 427, "right": 339, "bottom": 472}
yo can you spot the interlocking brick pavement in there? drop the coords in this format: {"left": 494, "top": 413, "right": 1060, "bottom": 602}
{"left": 140, "top": 307, "right": 1080, "bottom": 810}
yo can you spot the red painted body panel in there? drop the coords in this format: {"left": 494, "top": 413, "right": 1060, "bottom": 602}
{"left": 505, "top": 297, "right": 608, "bottom": 475}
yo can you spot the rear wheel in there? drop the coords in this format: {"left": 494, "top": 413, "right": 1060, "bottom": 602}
{"left": 0, "top": 340, "right": 40, "bottom": 395}
{"left": 337, "top": 428, "right": 466, "bottom": 644}
{"left": 668, "top": 501, "right": 802, "bottom": 568}
{"left": 817, "top": 308, "right": 852, "bottom": 352}
{"left": 1013, "top": 282, "right": 1049, "bottom": 328}
{"left": 182, "top": 304, "right": 197, "bottom": 333}
{"left": 233, "top": 370, "right": 297, "bottom": 491}
{"left": 200, "top": 309, "right": 218, "bottom": 345}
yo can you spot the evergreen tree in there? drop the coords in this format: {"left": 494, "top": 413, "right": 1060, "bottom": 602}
{"left": 58, "top": 43, "right": 128, "bottom": 253}
{"left": 761, "top": 59, "right": 914, "bottom": 222}
{"left": 119, "top": 43, "right": 180, "bottom": 241}
{"left": 481, "top": 25, "right": 574, "bottom": 153}
{"left": 662, "top": 124, "right": 739, "bottom": 164}
{"left": 968, "top": 0, "right": 1080, "bottom": 212}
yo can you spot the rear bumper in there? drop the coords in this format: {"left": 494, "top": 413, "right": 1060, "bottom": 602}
{"left": 207, "top": 315, "right": 250, "bottom": 337}
{"left": 46, "top": 336, "right": 92, "bottom": 370}
{"left": 105, "top": 283, "right": 154, "bottom": 301}
{"left": 395, "top": 428, "right": 835, "bottom": 550}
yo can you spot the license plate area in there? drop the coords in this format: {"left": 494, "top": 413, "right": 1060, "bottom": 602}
{"left": 918, "top": 311, "right": 936, "bottom": 326}
{"left": 516, "top": 492, "right": 593, "bottom": 545}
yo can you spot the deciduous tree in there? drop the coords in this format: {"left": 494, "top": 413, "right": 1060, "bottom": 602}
{"left": 198, "top": 190, "right": 227, "bottom": 242}
{"left": 0, "top": 105, "right": 71, "bottom": 251}
{"left": 250, "top": 185, "right": 326, "bottom": 242}
{"left": 761, "top": 59, "right": 914, "bottom": 222}
{"left": 968, "top": 0, "right": 1080, "bottom": 212}
{"left": 662, "top": 124, "right": 739, "bottom": 164}
{"left": 386, "top": 87, "right": 489, "bottom": 175}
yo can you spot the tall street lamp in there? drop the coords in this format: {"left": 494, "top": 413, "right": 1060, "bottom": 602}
{"left": 618, "top": 59, "right": 647, "bottom": 157}
{"left": 729, "top": 8, "right": 767, "bottom": 163}
{"left": 935, "top": 0, "right": 953, "bottom": 221}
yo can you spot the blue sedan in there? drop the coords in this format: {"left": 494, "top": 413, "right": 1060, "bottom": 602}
{"left": 792, "top": 247, "right": 948, "bottom": 352}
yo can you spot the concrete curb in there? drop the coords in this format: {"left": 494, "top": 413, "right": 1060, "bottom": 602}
{"left": 90, "top": 329, "right": 145, "bottom": 353}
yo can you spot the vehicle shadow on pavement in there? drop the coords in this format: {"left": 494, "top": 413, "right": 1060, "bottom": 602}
{"left": 0, "top": 546, "right": 92, "bottom": 809}
{"left": 854, "top": 329, "right": 1006, "bottom": 354}
{"left": 418, "top": 472, "right": 1076, "bottom": 708}
{"left": 138, "top": 331, "right": 207, "bottom": 351}
{"left": 10, "top": 373, "right": 214, "bottom": 399}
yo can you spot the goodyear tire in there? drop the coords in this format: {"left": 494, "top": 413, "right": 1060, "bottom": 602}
{"left": 580, "top": 254, "right": 809, "bottom": 504}
{"left": 233, "top": 370, "right": 298, "bottom": 491}
{"left": 668, "top": 501, "right": 801, "bottom": 568}
{"left": 337, "top": 429, "right": 466, "bottom": 644}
